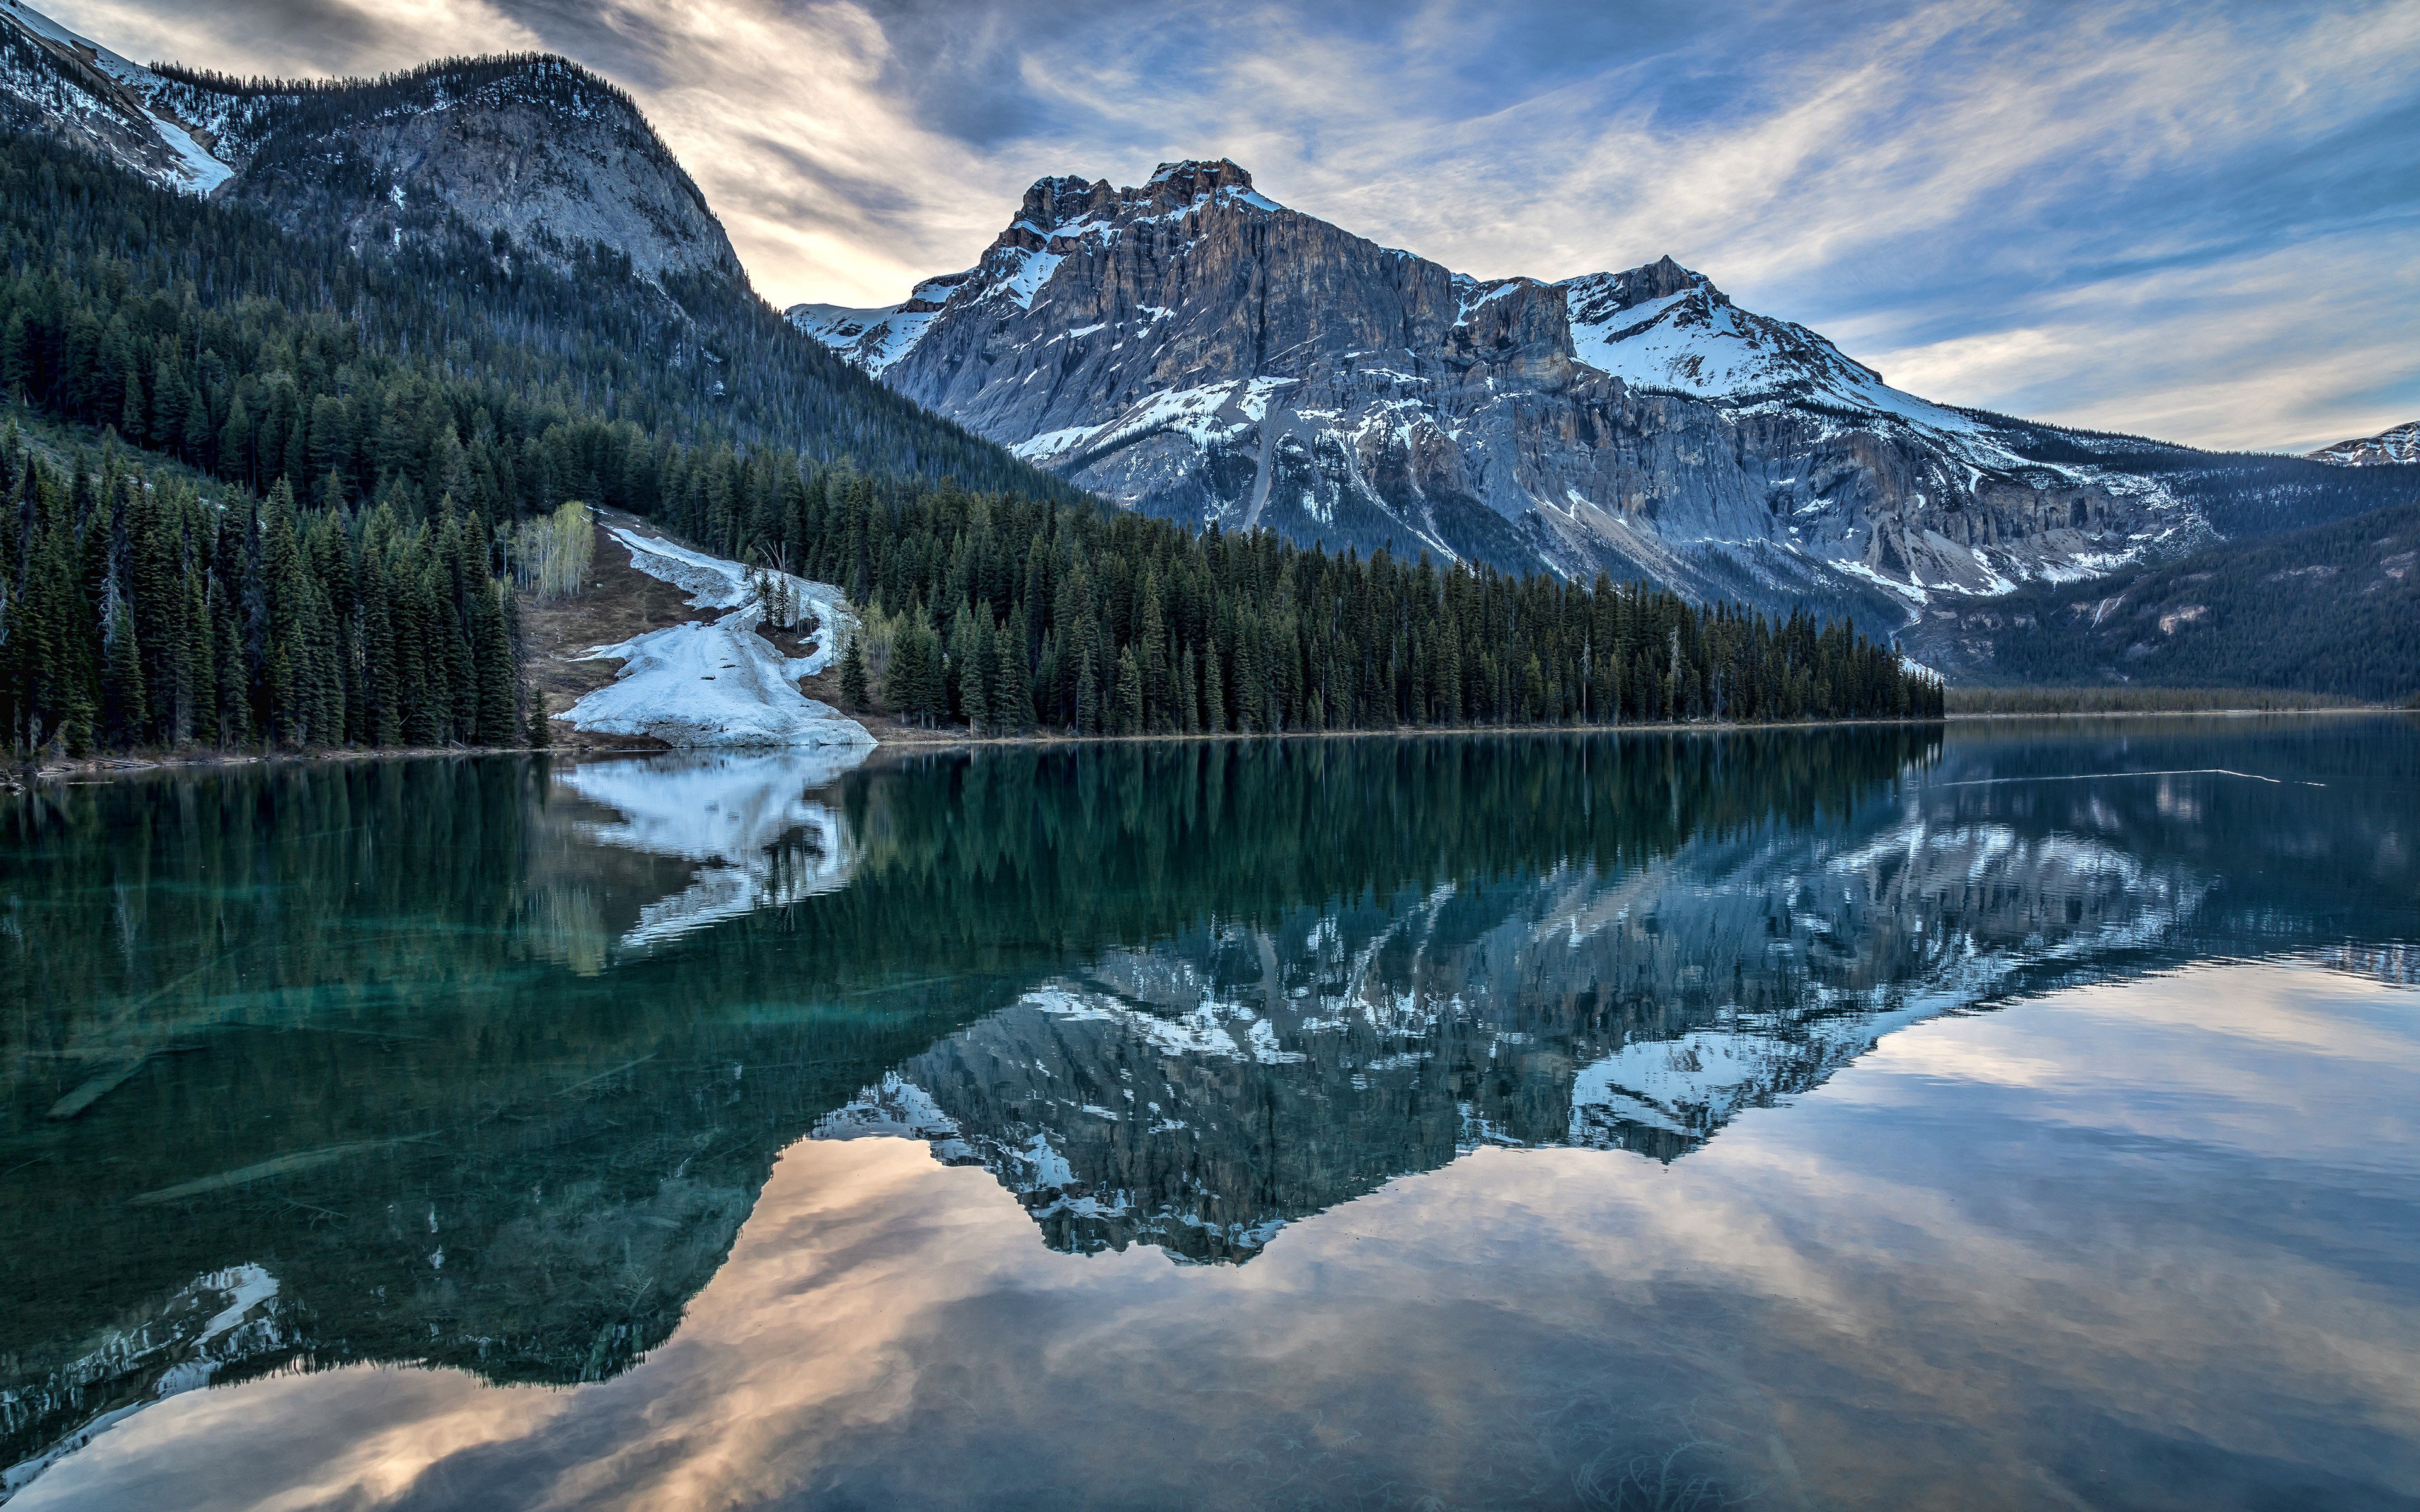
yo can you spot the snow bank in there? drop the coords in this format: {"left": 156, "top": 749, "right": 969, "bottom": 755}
{"left": 556, "top": 525, "right": 873, "bottom": 748}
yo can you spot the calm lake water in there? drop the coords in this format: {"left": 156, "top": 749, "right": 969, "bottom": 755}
{"left": 4, "top": 718, "right": 2418, "bottom": 1510}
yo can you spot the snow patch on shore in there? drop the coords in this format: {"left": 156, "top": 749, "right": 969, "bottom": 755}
{"left": 556, "top": 527, "right": 872, "bottom": 749}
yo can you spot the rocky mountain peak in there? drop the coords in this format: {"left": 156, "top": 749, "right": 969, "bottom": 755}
{"left": 790, "top": 159, "right": 2218, "bottom": 618}
{"left": 1613, "top": 253, "right": 1715, "bottom": 310}
{"left": 1010, "top": 173, "right": 1110, "bottom": 234}
{"left": 0, "top": 1, "right": 739, "bottom": 282}
{"left": 2308, "top": 420, "right": 2419, "bottom": 467}
{"left": 1139, "top": 156, "right": 1258, "bottom": 206}
{"left": 998, "top": 159, "right": 1272, "bottom": 244}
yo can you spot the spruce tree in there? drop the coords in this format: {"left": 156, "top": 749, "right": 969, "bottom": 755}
{"left": 837, "top": 631, "right": 869, "bottom": 711}
{"left": 1076, "top": 644, "right": 1100, "bottom": 735}
{"left": 1114, "top": 646, "right": 1143, "bottom": 736}
{"left": 1203, "top": 643, "right": 1226, "bottom": 735}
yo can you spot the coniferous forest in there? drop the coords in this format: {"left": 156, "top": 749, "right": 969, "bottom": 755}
{"left": 0, "top": 127, "right": 1939, "bottom": 758}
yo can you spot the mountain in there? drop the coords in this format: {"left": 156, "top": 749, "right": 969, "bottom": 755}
{"left": 1905, "top": 499, "right": 2420, "bottom": 697}
{"left": 791, "top": 159, "right": 2395, "bottom": 629}
{"left": 0, "top": 0, "right": 734, "bottom": 281}
{"left": 0, "top": 0, "right": 2394, "bottom": 679}
{"left": 0, "top": 1, "right": 1087, "bottom": 509}
{"left": 2310, "top": 420, "right": 2420, "bottom": 467}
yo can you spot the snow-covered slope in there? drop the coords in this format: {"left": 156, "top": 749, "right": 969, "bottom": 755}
{"left": 785, "top": 159, "right": 2207, "bottom": 624}
{"left": 2308, "top": 420, "right": 2419, "bottom": 467}
{"left": 557, "top": 525, "right": 873, "bottom": 750}
{"left": 0, "top": 0, "right": 233, "bottom": 194}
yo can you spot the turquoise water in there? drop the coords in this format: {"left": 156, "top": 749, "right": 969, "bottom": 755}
{"left": 4, "top": 719, "right": 2418, "bottom": 1509}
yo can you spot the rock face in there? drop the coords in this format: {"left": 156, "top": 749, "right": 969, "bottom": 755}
{"left": 2309, "top": 420, "right": 2420, "bottom": 467}
{"left": 0, "top": 1, "right": 737, "bottom": 282}
{"left": 792, "top": 159, "right": 2202, "bottom": 622}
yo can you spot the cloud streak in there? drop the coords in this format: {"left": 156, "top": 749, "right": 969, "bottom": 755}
{"left": 43, "top": 0, "right": 2420, "bottom": 450}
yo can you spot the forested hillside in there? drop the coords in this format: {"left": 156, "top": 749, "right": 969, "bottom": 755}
{"left": 0, "top": 130, "right": 1080, "bottom": 505}
{"left": 0, "top": 125, "right": 1937, "bottom": 758}
{"left": 1923, "top": 500, "right": 2420, "bottom": 700}
{"left": 0, "top": 433, "right": 526, "bottom": 752}
{"left": 657, "top": 462, "right": 1937, "bottom": 734}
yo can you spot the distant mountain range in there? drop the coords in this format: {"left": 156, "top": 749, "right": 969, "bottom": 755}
{"left": 1907, "top": 501, "right": 2419, "bottom": 697}
{"left": 0, "top": 0, "right": 2413, "bottom": 684}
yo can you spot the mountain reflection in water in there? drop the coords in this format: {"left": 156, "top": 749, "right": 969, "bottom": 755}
{"left": 3, "top": 719, "right": 2417, "bottom": 1503}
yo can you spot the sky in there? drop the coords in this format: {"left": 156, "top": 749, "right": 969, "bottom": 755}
{"left": 47, "top": 0, "right": 2420, "bottom": 452}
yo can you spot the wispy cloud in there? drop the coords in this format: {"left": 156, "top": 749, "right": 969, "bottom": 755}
{"left": 43, "top": 0, "right": 2420, "bottom": 450}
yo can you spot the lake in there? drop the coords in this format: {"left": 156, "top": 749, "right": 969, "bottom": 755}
{"left": 4, "top": 718, "right": 2418, "bottom": 1510}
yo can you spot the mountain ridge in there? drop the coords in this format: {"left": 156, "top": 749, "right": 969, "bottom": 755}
{"left": 0, "top": 0, "right": 739, "bottom": 283}
{"left": 792, "top": 158, "right": 2410, "bottom": 631}
{"left": 2310, "top": 420, "right": 2420, "bottom": 467}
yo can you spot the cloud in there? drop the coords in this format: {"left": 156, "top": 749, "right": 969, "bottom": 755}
{"left": 27, "top": 964, "right": 2420, "bottom": 1507}
{"left": 50, "top": 0, "right": 541, "bottom": 76}
{"left": 38, "top": 0, "right": 2420, "bottom": 449}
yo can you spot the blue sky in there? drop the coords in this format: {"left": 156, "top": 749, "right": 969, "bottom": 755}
{"left": 57, "top": 0, "right": 2420, "bottom": 451}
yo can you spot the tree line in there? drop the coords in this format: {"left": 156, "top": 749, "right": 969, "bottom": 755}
{"left": 0, "top": 120, "right": 1937, "bottom": 759}
{"left": 667, "top": 453, "right": 1941, "bottom": 734}
{"left": 0, "top": 432, "right": 530, "bottom": 755}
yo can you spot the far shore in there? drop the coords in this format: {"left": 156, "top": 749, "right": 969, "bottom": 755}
{"left": 9, "top": 704, "right": 2409, "bottom": 790}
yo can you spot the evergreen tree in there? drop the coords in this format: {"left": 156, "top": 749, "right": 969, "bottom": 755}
{"left": 837, "top": 631, "right": 869, "bottom": 712}
{"left": 1114, "top": 646, "right": 1144, "bottom": 736}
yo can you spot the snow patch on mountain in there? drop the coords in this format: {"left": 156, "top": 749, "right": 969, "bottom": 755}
{"left": 0, "top": 0, "right": 234, "bottom": 193}
{"left": 788, "top": 302, "right": 939, "bottom": 379}
{"left": 1010, "top": 377, "right": 1293, "bottom": 464}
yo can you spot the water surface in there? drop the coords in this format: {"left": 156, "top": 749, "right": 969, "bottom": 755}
{"left": 4, "top": 718, "right": 2417, "bottom": 1508}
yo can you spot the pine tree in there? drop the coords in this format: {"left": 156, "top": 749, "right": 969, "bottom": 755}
{"left": 1203, "top": 641, "right": 1226, "bottom": 735}
{"left": 838, "top": 631, "right": 869, "bottom": 711}
{"left": 1114, "top": 646, "right": 1143, "bottom": 736}
{"left": 996, "top": 603, "right": 1034, "bottom": 733}
{"left": 1075, "top": 643, "right": 1100, "bottom": 735}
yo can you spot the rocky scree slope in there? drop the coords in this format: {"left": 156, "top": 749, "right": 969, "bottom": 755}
{"left": 794, "top": 159, "right": 2390, "bottom": 630}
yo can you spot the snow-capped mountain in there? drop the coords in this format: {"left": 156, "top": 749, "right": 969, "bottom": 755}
{"left": 0, "top": 0, "right": 737, "bottom": 282}
{"left": 2309, "top": 420, "right": 2420, "bottom": 467}
{"left": 791, "top": 159, "right": 2204, "bottom": 620}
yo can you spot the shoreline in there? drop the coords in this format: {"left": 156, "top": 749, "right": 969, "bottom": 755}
{"left": 9, "top": 705, "right": 2407, "bottom": 789}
